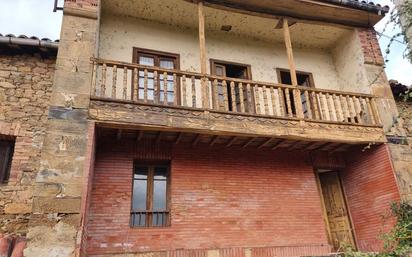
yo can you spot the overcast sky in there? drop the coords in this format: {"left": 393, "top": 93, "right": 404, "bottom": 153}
{"left": 0, "top": 0, "right": 411, "bottom": 85}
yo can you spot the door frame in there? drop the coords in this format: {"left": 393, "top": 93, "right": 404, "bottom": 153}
{"left": 314, "top": 169, "right": 358, "bottom": 250}
{"left": 209, "top": 59, "right": 252, "bottom": 80}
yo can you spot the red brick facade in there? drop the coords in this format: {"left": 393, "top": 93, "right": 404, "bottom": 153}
{"left": 358, "top": 28, "right": 385, "bottom": 66}
{"left": 342, "top": 145, "right": 400, "bottom": 252}
{"left": 83, "top": 138, "right": 400, "bottom": 256}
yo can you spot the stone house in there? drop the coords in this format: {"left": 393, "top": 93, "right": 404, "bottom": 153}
{"left": 0, "top": 0, "right": 411, "bottom": 257}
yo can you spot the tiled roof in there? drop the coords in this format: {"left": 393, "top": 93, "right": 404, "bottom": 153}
{"left": 0, "top": 33, "right": 59, "bottom": 47}
{"left": 0, "top": 33, "right": 58, "bottom": 55}
{"left": 323, "top": 0, "right": 390, "bottom": 15}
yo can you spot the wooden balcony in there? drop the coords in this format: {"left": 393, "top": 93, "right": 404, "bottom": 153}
{"left": 89, "top": 58, "right": 385, "bottom": 145}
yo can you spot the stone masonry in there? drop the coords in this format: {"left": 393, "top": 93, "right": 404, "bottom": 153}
{"left": 0, "top": 52, "right": 55, "bottom": 246}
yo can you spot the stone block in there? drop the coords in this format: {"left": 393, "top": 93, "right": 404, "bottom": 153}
{"left": 32, "top": 197, "right": 81, "bottom": 214}
{"left": 4, "top": 203, "right": 31, "bottom": 214}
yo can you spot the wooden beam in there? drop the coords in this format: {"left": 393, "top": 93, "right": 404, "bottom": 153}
{"left": 136, "top": 130, "right": 143, "bottom": 141}
{"left": 209, "top": 135, "right": 219, "bottom": 146}
{"left": 242, "top": 137, "right": 255, "bottom": 148}
{"left": 175, "top": 132, "right": 183, "bottom": 144}
{"left": 286, "top": 141, "right": 301, "bottom": 151}
{"left": 192, "top": 134, "right": 202, "bottom": 146}
{"left": 271, "top": 140, "right": 284, "bottom": 150}
{"left": 313, "top": 142, "right": 333, "bottom": 151}
{"left": 116, "top": 129, "right": 122, "bottom": 141}
{"left": 258, "top": 138, "right": 275, "bottom": 149}
{"left": 226, "top": 136, "right": 238, "bottom": 147}
{"left": 198, "top": 1, "right": 207, "bottom": 75}
{"left": 155, "top": 132, "right": 163, "bottom": 143}
{"left": 283, "top": 18, "right": 298, "bottom": 86}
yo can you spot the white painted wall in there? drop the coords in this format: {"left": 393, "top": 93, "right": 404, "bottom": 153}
{"left": 99, "top": 14, "right": 344, "bottom": 91}
{"left": 331, "top": 30, "right": 370, "bottom": 94}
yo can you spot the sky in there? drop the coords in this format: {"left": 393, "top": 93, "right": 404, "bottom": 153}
{"left": 0, "top": 0, "right": 411, "bottom": 85}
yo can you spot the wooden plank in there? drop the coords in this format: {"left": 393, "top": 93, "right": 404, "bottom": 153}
{"left": 143, "top": 69, "right": 148, "bottom": 103}
{"left": 173, "top": 73, "right": 178, "bottom": 106}
{"left": 332, "top": 94, "right": 342, "bottom": 122}
{"left": 258, "top": 138, "right": 275, "bottom": 149}
{"left": 182, "top": 75, "right": 187, "bottom": 106}
{"left": 223, "top": 80, "right": 229, "bottom": 111}
{"left": 192, "top": 134, "right": 202, "bottom": 146}
{"left": 271, "top": 140, "right": 284, "bottom": 150}
{"left": 156, "top": 131, "right": 163, "bottom": 143}
{"left": 304, "top": 90, "right": 312, "bottom": 119}
{"left": 101, "top": 63, "right": 107, "bottom": 96}
{"left": 198, "top": 1, "right": 207, "bottom": 74}
{"left": 311, "top": 92, "right": 320, "bottom": 120}
{"left": 123, "top": 66, "right": 128, "bottom": 100}
{"left": 278, "top": 88, "right": 286, "bottom": 117}
{"left": 136, "top": 130, "right": 144, "bottom": 141}
{"left": 283, "top": 18, "right": 298, "bottom": 86}
{"left": 271, "top": 87, "right": 278, "bottom": 116}
{"left": 370, "top": 98, "right": 381, "bottom": 125}
{"left": 353, "top": 96, "right": 362, "bottom": 124}
{"left": 209, "top": 135, "right": 219, "bottom": 146}
{"left": 239, "top": 83, "right": 245, "bottom": 113}
{"left": 163, "top": 72, "right": 168, "bottom": 105}
{"left": 191, "top": 76, "right": 196, "bottom": 108}
{"left": 246, "top": 83, "right": 253, "bottom": 113}
{"left": 91, "top": 62, "right": 97, "bottom": 96}
{"left": 255, "top": 85, "right": 261, "bottom": 114}
{"left": 262, "top": 86, "right": 269, "bottom": 115}
{"left": 284, "top": 88, "right": 293, "bottom": 117}
{"left": 112, "top": 65, "right": 117, "bottom": 98}
{"left": 175, "top": 132, "right": 183, "bottom": 144}
{"left": 116, "top": 129, "right": 122, "bottom": 141}
{"left": 133, "top": 68, "right": 138, "bottom": 101}
{"left": 242, "top": 137, "right": 255, "bottom": 148}
{"left": 230, "top": 81, "right": 236, "bottom": 111}
{"left": 226, "top": 136, "right": 238, "bottom": 147}
{"left": 213, "top": 79, "right": 219, "bottom": 110}
{"left": 154, "top": 71, "right": 159, "bottom": 104}
{"left": 326, "top": 93, "right": 334, "bottom": 121}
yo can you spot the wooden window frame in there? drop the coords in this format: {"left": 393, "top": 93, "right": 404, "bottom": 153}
{"left": 210, "top": 59, "right": 252, "bottom": 80}
{"left": 0, "top": 139, "right": 15, "bottom": 184}
{"left": 276, "top": 68, "right": 315, "bottom": 87}
{"left": 132, "top": 47, "right": 181, "bottom": 104}
{"left": 131, "top": 160, "right": 171, "bottom": 228}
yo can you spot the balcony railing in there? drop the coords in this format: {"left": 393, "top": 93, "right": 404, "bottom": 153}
{"left": 90, "top": 58, "right": 382, "bottom": 127}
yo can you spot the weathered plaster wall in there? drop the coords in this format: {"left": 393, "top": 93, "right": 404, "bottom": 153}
{"left": 98, "top": 14, "right": 341, "bottom": 90}
{"left": 331, "top": 30, "right": 369, "bottom": 93}
{"left": 0, "top": 53, "right": 54, "bottom": 235}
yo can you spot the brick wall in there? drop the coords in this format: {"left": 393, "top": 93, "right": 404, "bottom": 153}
{"left": 342, "top": 145, "right": 400, "bottom": 252}
{"left": 0, "top": 53, "right": 54, "bottom": 236}
{"left": 358, "top": 28, "right": 385, "bottom": 66}
{"left": 86, "top": 139, "right": 331, "bottom": 256}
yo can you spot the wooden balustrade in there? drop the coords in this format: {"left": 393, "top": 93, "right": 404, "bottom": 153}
{"left": 90, "top": 58, "right": 382, "bottom": 127}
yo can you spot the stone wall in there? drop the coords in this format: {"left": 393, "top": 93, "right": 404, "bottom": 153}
{"left": 0, "top": 53, "right": 54, "bottom": 240}
{"left": 389, "top": 100, "right": 412, "bottom": 201}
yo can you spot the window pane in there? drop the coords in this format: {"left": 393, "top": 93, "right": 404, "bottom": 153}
{"left": 139, "top": 56, "right": 154, "bottom": 66}
{"left": 132, "top": 167, "right": 148, "bottom": 210}
{"left": 153, "top": 167, "right": 167, "bottom": 211}
{"left": 0, "top": 141, "right": 14, "bottom": 184}
{"left": 160, "top": 59, "right": 174, "bottom": 69}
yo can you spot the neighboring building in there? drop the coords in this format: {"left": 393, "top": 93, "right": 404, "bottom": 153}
{"left": 1, "top": 0, "right": 411, "bottom": 257}
{"left": 394, "top": 0, "right": 412, "bottom": 59}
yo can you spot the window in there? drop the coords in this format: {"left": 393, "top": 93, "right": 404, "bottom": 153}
{"left": 277, "top": 68, "right": 315, "bottom": 117}
{"left": 0, "top": 139, "right": 15, "bottom": 184}
{"left": 131, "top": 162, "right": 170, "bottom": 227}
{"left": 210, "top": 59, "right": 252, "bottom": 112}
{"left": 133, "top": 48, "right": 180, "bottom": 104}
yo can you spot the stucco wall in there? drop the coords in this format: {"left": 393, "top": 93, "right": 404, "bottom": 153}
{"left": 331, "top": 30, "right": 369, "bottom": 94}
{"left": 99, "top": 14, "right": 343, "bottom": 91}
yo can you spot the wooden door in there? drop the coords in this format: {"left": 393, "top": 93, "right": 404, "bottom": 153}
{"left": 318, "top": 171, "right": 356, "bottom": 250}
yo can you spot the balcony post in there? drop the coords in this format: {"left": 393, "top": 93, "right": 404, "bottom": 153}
{"left": 282, "top": 18, "right": 304, "bottom": 119}
{"left": 198, "top": 0, "right": 209, "bottom": 108}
